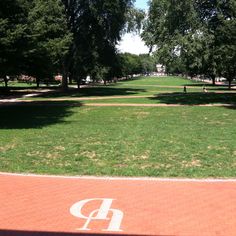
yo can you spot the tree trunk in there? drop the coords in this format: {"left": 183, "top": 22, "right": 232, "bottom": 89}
{"left": 36, "top": 78, "right": 40, "bottom": 88}
{"left": 77, "top": 78, "right": 80, "bottom": 90}
{"left": 4, "top": 76, "right": 8, "bottom": 88}
{"left": 68, "top": 74, "right": 73, "bottom": 84}
{"left": 61, "top": 69, "right": 68, "bottom": 91}
{"left": 228, "top": 79, "right": 232, "bottom": 90}
{"left": 211, "top": 75, "right": 216, "bottom": 86}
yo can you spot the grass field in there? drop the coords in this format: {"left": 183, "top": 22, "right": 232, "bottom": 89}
{"left": 81, "top": 92, "right": 236, "bottom": 105}
{"left": 1, "top": 76, "right": 236, "bottom": 177}
{"left": 21, "top": 79, "right": 233, "bottom": 102}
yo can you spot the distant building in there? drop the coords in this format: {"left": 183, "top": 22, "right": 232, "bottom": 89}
{"left": 156, "top": 64, "right": 166, "bottom": 76}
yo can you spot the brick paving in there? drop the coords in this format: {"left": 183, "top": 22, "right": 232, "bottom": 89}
{"left": 1, "top": 173, "right": 236, "bottom": 236}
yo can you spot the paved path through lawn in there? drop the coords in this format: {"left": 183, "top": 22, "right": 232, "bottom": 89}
{"left": 1, "top": 173, "right": 236, "bottom": 236}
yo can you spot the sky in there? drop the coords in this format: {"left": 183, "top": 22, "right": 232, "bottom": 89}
{"left": 135, "top": 0, "right": 149, "bottom": 10}
{"left": 117, "top": 0, "right": 149, "bottom": 55}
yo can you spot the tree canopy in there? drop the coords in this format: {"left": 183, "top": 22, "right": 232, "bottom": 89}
{"left": 142, "top": 0, "right": 236, "bottom": 88}
{"left": 0, "top": 0, "right": 29, "bottom": 86}
{"left": 60, "top": 0, "right": 137, "bottom": 88}
{"left": 1, "top": 0, "right": 143, "bottom": 88}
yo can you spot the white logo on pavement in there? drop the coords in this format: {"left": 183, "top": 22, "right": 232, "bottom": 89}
{"left": 70, "top": 198, "right": 123, "bottom": 232}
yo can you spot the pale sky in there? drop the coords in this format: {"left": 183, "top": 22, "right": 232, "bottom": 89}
{"left": 117, "top": 0, "right": 149, "bottom": 55}
{"left": 135, "top": 0, "right": 149, "bottom": 10}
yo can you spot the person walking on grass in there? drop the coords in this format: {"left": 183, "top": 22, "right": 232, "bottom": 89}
{"left": 203, "top": 86, "right": 207, "bottom": 93}
{"left": 183, "top": 86, "right": 187, "bottom": 93}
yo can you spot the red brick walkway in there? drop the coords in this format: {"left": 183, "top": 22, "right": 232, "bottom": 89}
{"left": 1, "top": 173, "right": 236, "bottom": 236}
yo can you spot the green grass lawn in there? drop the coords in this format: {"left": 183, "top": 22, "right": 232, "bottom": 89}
{"left": 117, "top": 76, "right": 202, "bottom": 86}
{"left": 82, "top": 92, "right": 236, "bottom": 105}
{"left": 0, "top": 104, "right": 235, "bottom": 177}
{"left": 1, "top": 76, "right": 235, "bottom": 178}
{"left": 21, "top": 76, "right": 231, "bottom": 101}
{"left": 0, "top": 81, "right": 36, "bottom": 88}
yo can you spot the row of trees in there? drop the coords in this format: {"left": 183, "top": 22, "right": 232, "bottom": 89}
{"left": 79, "top": 53, "right": 156, "bottom": 84}
{"left": 0, "top": 0, "right": 146, "bottom": 89}
{"left": 118, "top": 53, "right": 156, "bottom": 78}
{"left": 142, "top": 0, "right": 236, "bottom": 88}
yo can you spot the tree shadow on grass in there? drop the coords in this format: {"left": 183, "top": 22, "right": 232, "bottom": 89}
{"left": 36, "top": 87, "right": 147, "bottom": 99}
{"left": 0, "top": 86, "right": 59, "bottom": 99}
{"left": 149, "top": 92, "right": 236, "bottom": 106}
{"left": 207, "top": 87, "right": 236, "bottom": 91}
{"left": 0, "top": 101, "right": 82, "bottom": 129}
{"left": 0, "top": 87, "right": 31, "bottom": 98}
{"left": 0, "top": 229, "right": 173, "bottom": 236}
{"left": 184, "top": 83, "right": 236, "bottom": 90}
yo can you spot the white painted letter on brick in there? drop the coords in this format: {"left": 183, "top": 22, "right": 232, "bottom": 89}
{"left": 70, "top": 198, "right": 123, "bottom": 232}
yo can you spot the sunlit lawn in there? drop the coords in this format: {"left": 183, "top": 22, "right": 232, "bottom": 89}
{"left": 0, "top": 81, "right": 36, "bottom": 88}
{"left": 0, "top": 104, "right": 236, "bottom": 177}
{"left": 117, "top": 76, "right": 202, "bottom": 86}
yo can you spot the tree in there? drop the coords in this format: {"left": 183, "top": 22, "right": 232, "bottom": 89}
{"left": 139, "top": 54, "right": 156, "bottom": 74}
{"left": 118, "top": 53, "right": 141, "bottom": 77}
{"left": 24, "top": 0, "right": 71, "bottom": 87}
{"left": 216, "top": 18, "right": 236, "bottom": 88}
{"left": 143, "top": 0, "right": 236, "bottom": 87}
{"left": 116, "top": 53, "right": 156, "bottom": 78}
{"left": 142, "top": 0, "right": 202, "bottom": 77}
{"left": 196, "top": 0, "right": 236, "bottom": 88}
{"left": 61, "top": 0, "right": 135, "bottom": 89}
{"left": 0, "top": 0, "right": 29, "bottom": 87}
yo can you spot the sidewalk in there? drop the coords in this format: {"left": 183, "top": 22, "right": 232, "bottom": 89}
{"left": 1, "top": 173, "right": 236, "bottom": 236}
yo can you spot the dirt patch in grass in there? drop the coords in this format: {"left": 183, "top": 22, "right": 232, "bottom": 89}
{"left": 54, "top": 146, "right": 66, "bottom": 151}
{"left": 182, "top": 160, "right": 202, "bottom": 168}
{"left": 0, "top": 144, "right": 16, "bottom": 152}
{"left": 137, "top": 151, "right": 150, "bottom": 160}
{"left": 26, "top": 151, "right": 62, "bottom": 159}
{"left": 208, "top": 146, "right": 228, "bottom": 151}
{"left": 114, "top": 163, "right": 129, "bottom": 168}
{"left": 81, "top": 151, "right": 99, "bottom": 160}
{"left": 141, "top": 163, "right": 172, "bottom": 170}
{"left": 45, "top": 152, "right": 62, "bottom": 159}
{"left": 134, "top": 111, "right": 150, "bottom": 119}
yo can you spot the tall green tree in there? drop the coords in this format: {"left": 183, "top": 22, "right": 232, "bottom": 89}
{"left": 118, "top": 53, "right": 141, "bottom": 77}
{"left": 139, "top": 54, "right": 156, "bottom": 74}
{"left": 196, "top": 0, "right": 236, "bottom": 88}
{"left": 142, "top": 0, "right": 202, "bottom": 77}
{"left": 24, "top": 0, "right": 71, "bottom": 87}
{"left": 143, "top": 0, "right": 236, "bottom": 87}
{"left": 61, "top": 0, "right": 135, "bottom": 89}
{"left": 0, "top": 0, "right": 29, "bottom": 87}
